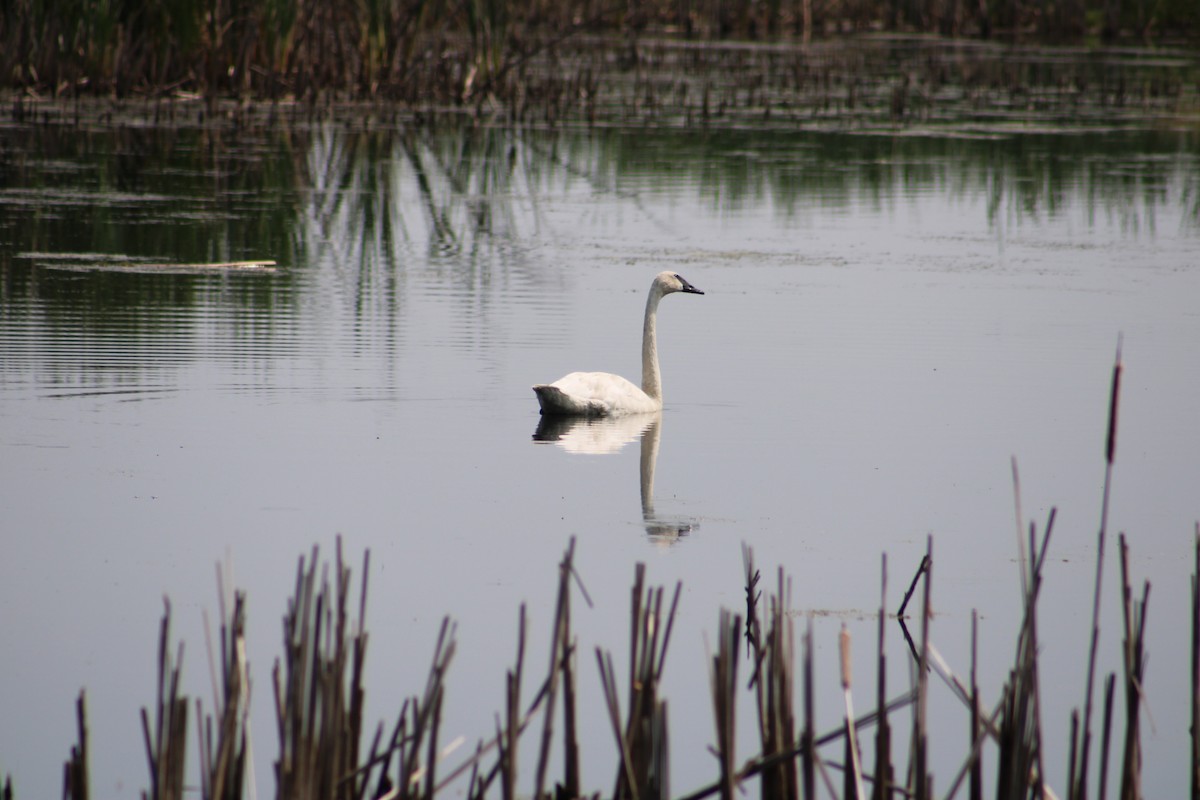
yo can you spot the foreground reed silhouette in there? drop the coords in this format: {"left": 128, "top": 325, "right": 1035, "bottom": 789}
{"left": 23, "top": 342, "right": 1200, "bottom": 800}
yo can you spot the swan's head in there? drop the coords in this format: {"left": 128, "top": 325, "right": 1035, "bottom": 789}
{"left": 654, "top": 271, "right": 705, "bottom": 296}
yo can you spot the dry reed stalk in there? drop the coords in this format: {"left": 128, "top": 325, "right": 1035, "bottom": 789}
{"left": 941, "top": 693, "right": 1006, "bottom": 800}
{"left": 272, "top": 539, "right": 370, "bottom": 800}
{"left": 498, "top": 604, "right": 528, "bottom": 800}
{"left": 532, "top": 537, "right": 578, "bottom": 800}
{"left": 1073, "top": 337, "right": 1123, "bottom": 800}
{"left": 765, "top": 571, "right": 797, "bottom": 800}
{"left": 1194, "top": 526, "right": 1200, "bottom": 800}
{"left": 839, "top": 626, "right": 865, "bottom": 800}
{"left": 909, "top": 536, "right": 932, "bottom": 800}
{"left": 873, "top": 554, "right": 893, "bottom": 800}
{"left": 597, "top": 650, "right": 640, "bottom": 800}
{"left": 801, "top": 619, "right": 816, "bottom": 800}
{"left": 671, "top": 681, "right": 917, "bottom": 800}
{"left": 559, "top": 638, "right": 582, "bottom": 800}
{"left": 969, "top": 611, "right": 982, "bottom": 800}
{"left": 742, "top": 545, "right": 761, "bottom": 661}
{"left": 142, "top": 599, "right": 189, "bottom": 800}
{"left": 534, "top": 537, "right": 581, "bottom": 800}
{"left": 197, "top": 564, "right": 249, "bottom": 800}
{"left": 1098, "top": 674, "right": 1116, "bottom": 800}
{"left": 710, "top": 610, "right": 740, "bottom": 800}
{"left": 994, "top": 511, "right": 1054, "bottom": 799}
{"left": 1117, "top": 534, "right": 1148, "bottom": 800}
{"left": 429, "top": 538, "right": 592, "bottom": 800}
{"left": 597, "top": 563, "right": 679, "bottom": 800}
{"left": 741, "top": 549, "right": 797, "bottom": 800}
{"left": 399, "top": 618, "right": 456, "bottom": 800}
{"left": 897, "top": 554, "right": 930, "bottom": 620}
{"left": 63, "top": 690, "right": 88, "bottom": 800}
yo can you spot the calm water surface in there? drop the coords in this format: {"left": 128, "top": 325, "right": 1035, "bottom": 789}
{"left": 2, "top": 78, "right": 1199, "bottom": 797}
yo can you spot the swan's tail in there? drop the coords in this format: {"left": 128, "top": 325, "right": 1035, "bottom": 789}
{"left": 532, "top": 384, "right": 568, "bottom": 414}
{"left": 533, "top": 384, "right": 601, "bottom": 416}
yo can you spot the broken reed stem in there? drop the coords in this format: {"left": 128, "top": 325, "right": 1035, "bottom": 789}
{"left": 499, "top": 604, "right": 527, "bottom": 800}
{"left": 897, "top": 554, "right": 930, "bottom": 619}
{"left": 1099, "top": 673, "right": 1116, "bottom": 800}
{"left": 142, "top": 599, "right": 188, "bottom": 800}
{"left": 608, "top": 566, "right": 677, "bottom": 800}
{"left": 741, "top": 548, "right": 797, "bottom": 800}
{"left": 1118, "top": 534, "right": 1149, "bottom": 800}
{"left": 215, "top": 602, "right": 249, "bottom": 800}
{"left": 742, "top": 543, "right": 762, "bottom": 661}
{"left": 711, "top": 610, "right": 740, "bottom": 800}
{"left": 63, "top": 690, "right": 88, "bottom": 800}
{"left": 197, "top": 569, "right": 249, "bottom": 800}
{"left": 272, "top": 537, "right": 369, "bottom": 800}
{"left": 1013, "top": 458, "right": 1030, "bottom": 604}
{"left": 533, "top": 537, "right": 578, "bottom": 800}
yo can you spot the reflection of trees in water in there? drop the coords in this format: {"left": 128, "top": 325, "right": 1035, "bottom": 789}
{"left": 1, "top": 117, "right": 1196, "bottom": 388}
{"left": 0, "top": 124, "right": 302, "bottom": 388}
{"left": 569, "top": 126, "right": 1200, "bottom": 232}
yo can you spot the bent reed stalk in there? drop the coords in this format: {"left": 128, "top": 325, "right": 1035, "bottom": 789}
{"left": 7, "top": 343, "right": 1200, "bottom": 800}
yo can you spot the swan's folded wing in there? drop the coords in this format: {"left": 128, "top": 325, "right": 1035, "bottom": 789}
{"left": 533, "top": 371, "right": 655, "bottom": 416}
{"left": 533, "top": 383, "right": 606, "bottom": 415}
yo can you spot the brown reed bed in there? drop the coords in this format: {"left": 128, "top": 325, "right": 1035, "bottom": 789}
{"left": 2, "top": 0, "right": 1197, "bottom": 124}
{"left": 6, "top": 342, "right": 1200, "bottom": 800}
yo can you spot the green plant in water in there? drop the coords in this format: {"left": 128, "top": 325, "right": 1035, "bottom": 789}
{"left": 260, "top": 0, "right": 299, "bottom": 89}
{"left": 463, "top": 0, "right": 511, "bottom": 100}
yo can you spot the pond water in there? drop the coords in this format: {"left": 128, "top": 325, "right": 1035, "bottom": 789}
{"left": 2, "top": 45, "right": 1200, "bottom": 799}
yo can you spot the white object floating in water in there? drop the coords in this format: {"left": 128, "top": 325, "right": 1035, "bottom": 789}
{"left": 21, "top": 252, "right": 279, "bottom": 274}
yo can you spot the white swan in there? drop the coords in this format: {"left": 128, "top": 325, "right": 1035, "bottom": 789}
{"left": 533, "top": 271, "right": 704, "bottom": 416}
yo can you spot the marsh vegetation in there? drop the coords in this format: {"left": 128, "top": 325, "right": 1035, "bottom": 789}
{"left": 2, "top": 0, "right": 1197, "bottom": 113}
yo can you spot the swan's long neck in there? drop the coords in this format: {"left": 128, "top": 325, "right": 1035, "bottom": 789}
{"left": 641, "top": 286, "right": 664, "bottom": 401}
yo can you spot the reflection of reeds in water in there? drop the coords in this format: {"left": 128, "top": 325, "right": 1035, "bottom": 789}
{"left": 15, "top": 344, "right": 1200, "bottom": 800}
{"left": 294, "top": 125, "right": 539, "bottom": 290}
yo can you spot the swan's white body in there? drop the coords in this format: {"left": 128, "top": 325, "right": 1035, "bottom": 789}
{"left": 533, "top": 271, "right": 704, "bottom": 416}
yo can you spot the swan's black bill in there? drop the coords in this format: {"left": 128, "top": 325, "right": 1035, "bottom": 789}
{"left": 677, "top": 276, "right": 704, "bottom": 295}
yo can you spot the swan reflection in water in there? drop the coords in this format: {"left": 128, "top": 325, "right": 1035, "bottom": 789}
{"left": 533, "top": 413, "right": 696, "bottom": 545}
